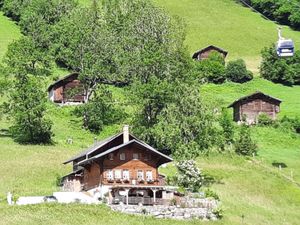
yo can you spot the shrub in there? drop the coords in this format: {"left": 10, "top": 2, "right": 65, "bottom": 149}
{"left": 194, "top": 52, "right": 226, "bottom": 84}
{"left": 176, "top": 160, "right": 203, "bottom": 192}
{"left": 257, "top": 113, "right": 274, "bottom": 126}
{"left": 234, "top": 123, "right": 257, "bottom": 156}
{"left": 219, "top": 109, "right": 234, "bottom": 145}
{"left": 225, "top": 59, "right": 253, "bottom": 83}
{"left": 260, "top": 45, "right": 300, "bottom": 85}
{"left": 204, "top": 189, "right": 219, "bottom": 200}
{"left": 280, "top": 116, "right": 300, "bottom": 134}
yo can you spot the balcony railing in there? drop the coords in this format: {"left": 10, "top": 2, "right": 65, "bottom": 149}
{"left": 103, "top": 177, "right": 165, "bottom": 186}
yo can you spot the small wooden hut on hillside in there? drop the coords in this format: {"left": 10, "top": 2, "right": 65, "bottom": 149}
{"left": 192, "top": 45, "right": 228, "bottom": 60}
{"left": 228, "top": 91, "right": 282, "bottom": 124}
{"left": 48, "top": 73, "right": 86, "bottom": 104}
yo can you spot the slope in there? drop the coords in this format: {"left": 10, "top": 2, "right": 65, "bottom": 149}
{"left": 0, "top": 2, "right": 300, "bottom": 225}
{"left": 153, "top": 0, "right": 300, "bottom": 72}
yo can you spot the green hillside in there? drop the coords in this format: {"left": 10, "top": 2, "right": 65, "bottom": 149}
{"left": 0, "top": 1, "right": 300, "bottom": 225}
{"left": 0, "top": 12, "right": 21, "bottom": 59}
{"left": 154, "top": 0, "right": 300, "bottom": 72}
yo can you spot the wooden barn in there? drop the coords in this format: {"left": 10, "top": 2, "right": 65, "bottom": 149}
{"left": 62, "top": 125, "right": 176, "bottom": 205}
{"left": 48, "top": 73, "right": 86, "bottom": 104}
{"left": 192, "top": 45, "right": 228, "bottom": 60}
{"left": 228, "top": 91, "right": 282, "bottom": 124}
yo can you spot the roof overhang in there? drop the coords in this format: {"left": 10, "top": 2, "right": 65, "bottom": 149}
{"left": 192, "top": 45, "right": 228, "bottom": 59}
{"left": 76, "top": 140, "right": 172, "bottom": 167}
{"left": 228, "top": 91, "right": 282, "bottom": 108}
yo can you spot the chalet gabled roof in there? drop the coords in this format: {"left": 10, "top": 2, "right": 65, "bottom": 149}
{"left": 63, "top": 132, "right": 124, "bottom": 164}
{"left": 228, "top": 91, "right": 282, "bottom": 108}
{"left": 47, "top": 72, "right": 79, "bottom": 91}
{"left": 76, "top": 139, "right": 173, "bottom": 166}
{"left": 192, "top": 45, "right": 228, "bottom": 59}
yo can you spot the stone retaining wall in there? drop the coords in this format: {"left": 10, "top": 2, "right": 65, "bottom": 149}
{"left": 110, "top": 198, "right": 218, "bottom": 220}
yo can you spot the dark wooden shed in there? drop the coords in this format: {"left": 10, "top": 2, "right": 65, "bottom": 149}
{"left": 228, "top": 91, "right": 282, "bottom": 124}
{"left": 48, "top": 73, "right": 86, "bottom": 104}
{"left": 192, "top": 45, "right": 228, "bottom": 60}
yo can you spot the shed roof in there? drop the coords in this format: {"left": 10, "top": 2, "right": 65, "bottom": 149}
{"left": 192, "top": 45, "right": 228, "bottom": 59}
{"left": 47, "top": 72, "right": 79, "bottom": 91}
{"left": 228, "top": 91, "right": 282, "bottom": 108}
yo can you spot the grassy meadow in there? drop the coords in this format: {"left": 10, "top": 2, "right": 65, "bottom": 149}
{"left": 1, "top": 1, "right": 300, "bottom": 225}
{"left": 153, "top": 0, "right": 300, "bottom": 72}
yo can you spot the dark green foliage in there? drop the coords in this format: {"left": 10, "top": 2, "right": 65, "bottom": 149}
{"left": 4, "top": 36, "right": 52, "bottom": 76}
{"left": 204, "top": 189, "right": 220, "bottom": 200}
{"left": 3, "top": 76, "right": 53, "bottom": 144}
{"left": 133, "top": 80, "right": 216, "bottom": 159}
{"left": 194, "top": 52, "right": 226, "bottom": 84}
{"left": 234, "top": 123, "right": 257, "bottom": 156}
{"left": 245, "top": 0, "right": 300, "bottom": 30}
{"left": 225, "top": 59, "right": 253, "bottom": 83}
{"left": 257, "top": 113, "right": 274, "bottom": 126}
{"left": 260, "top": 45, "right": 300, "bottom": 85}
{"left": 219, "top": 109, "right": 234, "bottom": 145}
{"left": 19, "top": 0, "right": 77, "bottom": 47}
{"left": 1, "top": 0, "right": 31, "bottom": 21}
{"left": 74, "top": 86, "right": 124, "bottom": 133}
{"left": 279, "top": 116, "right": 300, "bottom": 134}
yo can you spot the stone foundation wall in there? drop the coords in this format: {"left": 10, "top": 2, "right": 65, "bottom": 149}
{"left": 110, "top": 198, "right": 218, "bottom": 220}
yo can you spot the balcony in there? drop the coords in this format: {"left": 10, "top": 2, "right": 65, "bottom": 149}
{"left": 103, "top": 176, "right": 166, "bottom": 186}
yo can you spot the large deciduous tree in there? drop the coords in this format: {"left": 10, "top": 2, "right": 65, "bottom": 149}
{"left": 3, "top": 75, "right": 53, "bottom": 144}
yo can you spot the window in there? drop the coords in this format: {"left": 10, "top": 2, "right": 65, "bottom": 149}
{"left": 123, "top": 170, "right": 129, "bottom": 180}
{"left": 146, "top": 170, "right": 153, "bottom": 181}
{"left": 133, "top": 153, "right": 139, "bottom": 160}
{"left": 137, "top": 170, "right": 144, "bottom": 180}
{"left": 144, "top": 154, "right": 151, "bottom": 161}
{"left": 120, "top": 153, "right": 126, "bottom": 161}
{"left": 115, "top": 170, "right": 121, "bottom": 179}
{"left": 107, "top": 170, "right": 114, "bottom": 180}
{"left": 108, "top": 153, "right": 114, "bottom": 160}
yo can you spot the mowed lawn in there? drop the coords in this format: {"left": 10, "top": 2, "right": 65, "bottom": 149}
{"left": 0, "top": 12, "right": 20, "bottom": 59}
{"left": 0, "top": 3, "right": 300, "bottom": 225}
{"left": 154, "top": 0, "right": 300, "bottom": 72}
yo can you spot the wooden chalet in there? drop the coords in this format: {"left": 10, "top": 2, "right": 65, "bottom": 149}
{"left": 62, "top": 125, "right": 175, "bottom": 205}
{"left": 192, "top": 45, "right": 228, "bottom": 60}
{"left": 48, "top": 73, "right": 86, "bottom": 104}
{"left": 228, "top": 91, "right": 282, "bottom": 124}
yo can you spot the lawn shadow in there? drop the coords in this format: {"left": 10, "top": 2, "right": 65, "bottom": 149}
{"left": 272, "top": 161, "right": 288, "bottom": 168}
{"left": 202, "top": 174, "right": 224, "bottom": 187}
{"left": 0, "top": 129, "right": 12, "bottom": 138}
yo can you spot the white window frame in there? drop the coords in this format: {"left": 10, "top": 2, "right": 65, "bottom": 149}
{"left": 146, "top": 170, "right": 153, "bottom": 181}
{"left": 108, "top": 153, "right": 114, "bottom": 160}
{"left": 137, "top": 170, "right": 144, "bottom": 181}
{"left": 122, "top": 170, "right": 130, "bottom": 180}
{"left": 115, "top": 169, "right": 122, "bottom": 179}
{"left": 107, "top": 170, "right": 114, "bottom": 180}
{"left": 120, "top": 153, "right": 126, "bottom": 161}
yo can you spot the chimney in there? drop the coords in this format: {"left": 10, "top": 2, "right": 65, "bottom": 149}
{"left": 123, "top": 125, "right": 129, "bottom": 143}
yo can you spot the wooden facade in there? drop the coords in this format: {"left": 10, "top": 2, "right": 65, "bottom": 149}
{"left": 192, "top": 45, "right": 228, "bottom": 61}
{"left": 62, "top": 126, "right": 173, "bottom": 205}
{"left": 48, "top": 73, "right": 85, "bottom": 104}
{"left": 228, "top": 92, "right": 282, "bottom": 124}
